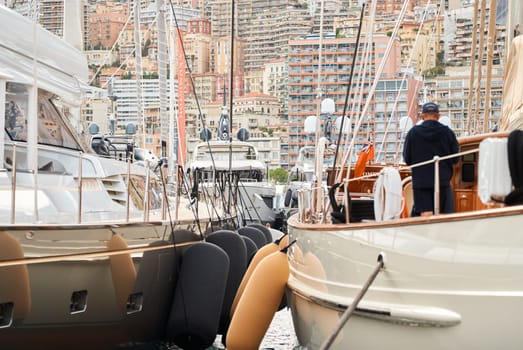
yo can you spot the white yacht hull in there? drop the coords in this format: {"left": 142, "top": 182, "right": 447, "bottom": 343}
{"left": 287, "top": 207, "right": 523, "bottom": 349}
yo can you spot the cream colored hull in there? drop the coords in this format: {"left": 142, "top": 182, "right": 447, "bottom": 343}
{"left": 287, "top": 206, "right": 523, "bottom": 349}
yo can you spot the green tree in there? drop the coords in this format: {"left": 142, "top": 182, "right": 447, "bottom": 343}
{"left": 269, "top": 167, "right": 289, "bottom": 184}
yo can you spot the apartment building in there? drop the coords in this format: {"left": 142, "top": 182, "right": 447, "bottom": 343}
{"left": 444, "top": 5, "right": 506, "bottom": 67}
{"left": 110, "top": 78, "right": 174, "bottom": 134}
{"left": 263, "top": 58, "right": 289, "bottom": 116}
{"left": 183, "top": 18, "right": 212, "bottom": 74}
{"left": 424, "top": 66, "right": 504, "bottom": 136}
{"left": 398, "top": 17, "right": 443, "bottom": 75}
{"left": 232, "top": 92, "right": 281, "bottom": 137}
{"left": 88, "top": 1, "right": 128, "bottom": 49}
{"left": 374, "top": 77, "right": 423, "bottom": 163}
{"left": 244, "top": 69, "right": 264, "bottom": 95}
{"left": 207, "top": 0, "right": 313, "bottom": 72}
{"left": 287, "top": 33, "right": 406, "bottom": 166}
{"left": 82, "top": 86, "right": 111, "bottom": 138}
{"left": 211, "top": 36, "right": 245, "bottom": 76}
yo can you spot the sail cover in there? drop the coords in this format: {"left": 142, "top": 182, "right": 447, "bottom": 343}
{"left": 500, "top": 35, "right": 523, "bottom": 131}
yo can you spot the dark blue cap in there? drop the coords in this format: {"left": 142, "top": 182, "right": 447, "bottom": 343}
{"left": 422, "top": 102, "right": 439, "bottom": 113}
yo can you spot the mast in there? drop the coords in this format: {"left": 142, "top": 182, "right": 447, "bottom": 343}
{"left": 332, "top": 1, "right": 366, "bottom": 171}
{"left": 156, "top": 0, "right": 168, "bottom": 162}
{"left": 473, "top": 0, "right": 487, "bottom": 133}
{"left": 466, "top": 0, "right": 480, "bottom": 134}
{"left": 168, "top": 5, "right": 177, "bottom": 179}
{"left": 132, "top": 0, "right": 144, "bottom": 147}
{"left": 314, "top": 0, "right": 325, "bottom": 145}
{"left": 177, "top": 31, "right": 187, "bottom": 166}
{"left": 483, "top": 0, "right": 498, "bottom": 133}
{"left": 227, "top": 0, "right": 236, "bottom": 216}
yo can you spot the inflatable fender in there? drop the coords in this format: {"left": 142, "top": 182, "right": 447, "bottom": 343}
{"left": 230, "top": 240, "right": 281, "bottom": 317}
{"left": 169, "top": 228, "right": 202, "bottom": 245}
{"left": 206, "top": 230, "right": 248, "bottom": 336}
{"left": 226, "top": 248, "right": 290, "bottom": 350}
{"left": 276, "top": 234, "right": 290, "bottom": 310}
{"left": 284, "top": 188, "right": 293, "bottom": 207}
{"left": 247, "top": 223, "right": 272, "bottom": 244}
{"left": 237, "top": 226, "right": 267, "bottom": 249}
{"left": 278, "top": 234, "right": 289, "bottom": 249}
{"left": 478, "top": 137, "right": 511, "bottom": 204}
{"left": 0, "top": 231, "right": 30, "bottom": 321}
{"left": 303, "top": 251, "right": 340, "bottom": 343}
{"left": 241, "top": 235, "right": 258, "bottom": 264}
{"left": 508, "top": 130, "right": 523, "bottom": 188}
{"left": 107, "top": 234, "right": 137, "bottom": 314}
{"left": 291, "top": 189, "right": 299, "bottom": 207}
{"left": 126, "top": 240, "right": 176, "bottom": 339}
{"left": 165, "top": 242, "right": 229, "bottom": 349}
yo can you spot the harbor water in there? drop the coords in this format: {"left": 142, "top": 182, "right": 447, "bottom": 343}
{"left": 160, "top": 309, "right": 298, "bottom": 350}
{"left": 259, "top": 309, "right": 299, "bottom": 349}
{"left": 211, "top": 309, "right": 299, "bottom": 349}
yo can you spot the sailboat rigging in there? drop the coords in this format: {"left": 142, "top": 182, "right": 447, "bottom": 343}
{"left": 286, "top": 1, "right": 523, "bottom": 349}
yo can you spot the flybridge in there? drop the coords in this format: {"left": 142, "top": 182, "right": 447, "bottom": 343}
{"left": 0, "top": 5, "right": 88, "bottom": 106}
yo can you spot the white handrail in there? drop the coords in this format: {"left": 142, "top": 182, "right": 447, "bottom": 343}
{"left": 297, "top": 148, "right": 478, "bottom": 224}
{"left": 10, "top": 144, "right": 16, "bottom": 224}
{"left": 338, "top": 148, "right": 476, "bottom": 185}
{"left": 77, "top": 151, "right": 83, "bottom": 223}
{"left": 434, "top": 155, "right": 440, "bottom": 215}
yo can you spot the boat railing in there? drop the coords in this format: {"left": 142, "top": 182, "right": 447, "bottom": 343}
{"left": 297, "top": 147, "right": 479, "bottom": 223}
{"left": 405, "top": 148, "right": 478, "bottom": 215}
{"left": 3, "top": 141, "right": 169, "bottom": 225}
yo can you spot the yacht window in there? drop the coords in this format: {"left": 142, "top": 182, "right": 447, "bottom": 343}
{"left": 5, "top": 83, "right": 29, "bottom": 142}
{"left": 5, "top": 83, "right": 81, "bottom": 150}
{"left": 38, "top": 93, "right": 80, "bottom": 149}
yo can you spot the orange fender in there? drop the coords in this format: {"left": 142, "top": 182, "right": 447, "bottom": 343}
{"left": 230, "top": 241, "right": 280, "bottom": 317}
{"left": 226, "top": 250, "right": 289, "bottom": 350}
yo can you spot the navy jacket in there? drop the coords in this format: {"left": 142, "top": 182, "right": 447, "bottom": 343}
{"left": 403, "top": 120, "right": 459, "bottom": 190}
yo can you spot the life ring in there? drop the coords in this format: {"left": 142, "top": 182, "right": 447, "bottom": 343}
{"left": 165, "top": 242, "right": 229, "bottom": 349}
{"left": 226, "top": 248, "right": 290, "bottom": 350}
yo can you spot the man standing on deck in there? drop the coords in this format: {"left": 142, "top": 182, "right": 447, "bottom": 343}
{"left": 403, "top": 102, "right": 459, "bottom": 216}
